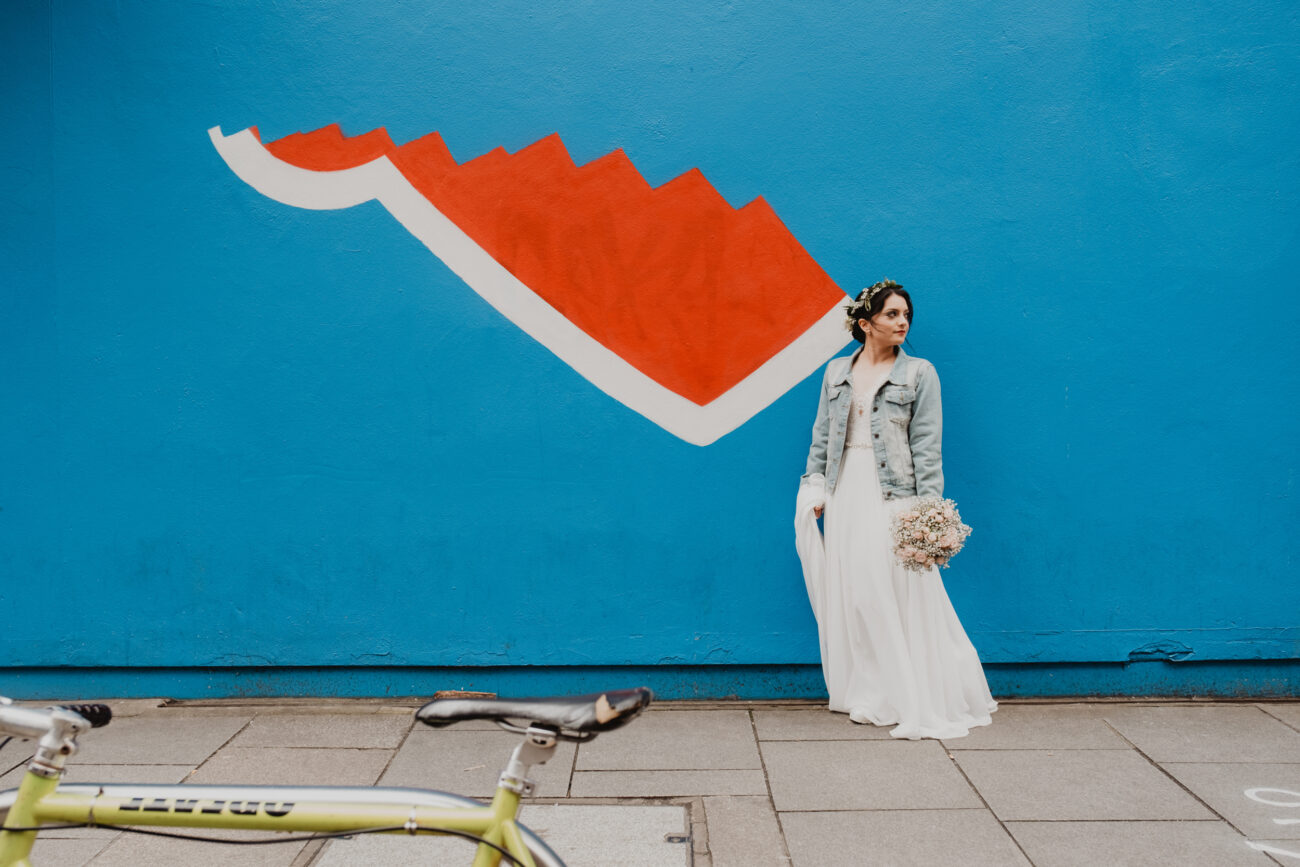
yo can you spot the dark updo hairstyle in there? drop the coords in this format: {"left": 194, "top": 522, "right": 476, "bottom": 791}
{"left": 845, "top": 279, "right": 912, "bottom": 344}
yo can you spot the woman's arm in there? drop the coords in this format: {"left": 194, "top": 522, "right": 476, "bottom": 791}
{"left": 909, "top": 361, "right": 944, "bottom": 498}
{"left": 801, "top": 367, "right": 832, "bottom": 517}
{"left": 802, "top": 366, "right": 832, "bottom": 482}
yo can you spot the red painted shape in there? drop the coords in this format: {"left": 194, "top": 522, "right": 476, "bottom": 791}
{"left": 265, "top": 126, "right": 846, "bottom": 404}
{"left": 266, "top": 124, "right": 396, "bottom": 172}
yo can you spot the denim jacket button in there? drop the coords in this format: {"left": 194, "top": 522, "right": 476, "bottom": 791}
{"left": 879, "top": 462, "right": 885, "bottom": 468}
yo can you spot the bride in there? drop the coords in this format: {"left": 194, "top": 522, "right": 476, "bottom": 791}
{"left": 796, "top": 279, "right": 996, "bottom": 739}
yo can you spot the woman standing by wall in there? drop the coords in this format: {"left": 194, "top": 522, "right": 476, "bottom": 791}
{"left": 797, "top": 280, "right": 996, "bottom": 739}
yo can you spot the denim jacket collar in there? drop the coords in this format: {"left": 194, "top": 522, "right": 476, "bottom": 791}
{"left": 829, "top": 346, "right": 913, "bottom": 387}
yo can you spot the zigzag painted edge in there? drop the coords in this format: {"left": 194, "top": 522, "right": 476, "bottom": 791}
{"left": 209, "top": 126, "right": 848, "bottom": 445}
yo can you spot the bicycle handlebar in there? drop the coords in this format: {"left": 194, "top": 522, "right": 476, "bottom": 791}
{"left": 0, "top": 696, "right": 114, "bottom": 778}
{"left": 56, "top": 704, "right": 113, "bottom": 728}
{"left": 0, "top": 697, "right": 112, "bottom": 740}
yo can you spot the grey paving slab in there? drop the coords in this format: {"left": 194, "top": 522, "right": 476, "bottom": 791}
{"left": 940, "top": 703, "right": 1128, "bottom": 750}
{"left": 71, "top": 713, "right": 252, "bottom": 765}
{"left": 1260, "top": 703, "right": 1300, "bottom": 731}
{"left": 234, "top": 703, "right": 412, "bottom": 716}
{"left": 763, "top": 739, "right": 980, "bottom": 811}
{"left": 521, "top": 805, "right": 690, "bottom": 867}
{"left": 379, "top": 729, "right": 577, "bottom": 798}
{"left": 781, "top": 809, "right": 1029, "bottom": 867}
{"left": 313, "top": 804, "right": 690, "bottom": 866}
{"left": 134, "top": 704, "right": 270, "bottom": 716}
{"left": 230, "top": 711, "right": 411, "bottom": 748}
{"left": 1006, "top": 819, "right": 1275, "bottom": 866}
{"left": 953, "top": 749, "right": 1214, "bottom": 821}
{"left": 26, "top": 836, "right": 115, "bottom": 866}
{"left": 0, "top": 759, "right": 194, "bottom": 789}
{"left": 702, "top": 795, "right": 791, "bottom": 866}
{"left": 58, "top": 763, "right": 196, "bottom": 785}
{"left": 753, "top": 708, "right": 892, "bottom": 741}
{"left": 1160, "top": 762, "right": 1300, "bottom": 839}
{"left": 1102, "top": 705, "right": 1300, "bottom": 763}
{"left": 89, "top": 832, "right": 308, "bottom": 866}
{"left": 2, "top": 743, "right": 39, "bottom": 782}
{"left": 0, "top": 737, "right": 26, "bottom": 774}
{"left": 576, "top": 709, "right": 760, "bottom": 770}
{"left": 570, "top": 769, "right": 768, "bottom": 798}
{"left": 188, "top": 746, "right": 392, "bottom": 786}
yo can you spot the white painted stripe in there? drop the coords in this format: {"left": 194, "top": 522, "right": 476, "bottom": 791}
{"left": 209, "top": 126, "right": 848, "bottom": 445}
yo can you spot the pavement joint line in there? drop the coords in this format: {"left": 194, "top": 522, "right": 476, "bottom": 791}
{"left": 292, "top": 837, "right": 327, "bottom": 866}
{"left": 1256, "top": 703, "right": 1300, "bottom": 734}
{"left": 943, "top": 746, "right": 1131, "bottom": 751}
{"left": 999, "top": 817, "right": 1231, "bottom": 822}
{"left": 522, "top": 796, "right": 702, "bottom": 806}
{"left": 1161, "top": 760, "right": 1300, "bottom": 765}
{"left": 565, "top": 730, "right": 579, "bottom": 798}
{"left": 775, "top": 806, "right": 992, "bottom": 813}
{"left": 187, "top": 712, "right": 257, "bottom": 778}
{"left": 749, "top": 706, "right": 794, "bottom": 866}
{"left": 373, "top": 715, "right": 419, "bottom": 784}
{"left": 572, "top": 768, "right": 762, "bottom": 772}
{"left": 682, "top": 795, "right": 708, "bottom": 866}
{"left": 1098, "top": 713, "right": 1246, "bottom": 836}
{"left": 944, "top": 741, "right": 1033, "bottom": 864}
{"left": 238, "top": 746, "right": 399, "bottom": 751}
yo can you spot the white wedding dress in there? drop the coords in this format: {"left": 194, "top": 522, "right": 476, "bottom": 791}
{"left": 796, "top": 369, "right": 996, "bottom": 740}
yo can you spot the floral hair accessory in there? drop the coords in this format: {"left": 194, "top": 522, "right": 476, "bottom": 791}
{"left": 843, "top": 278, "right": 903, "bottom": 331}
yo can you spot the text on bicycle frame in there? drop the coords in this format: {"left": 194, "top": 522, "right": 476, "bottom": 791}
{"left": 116, "top": 797, "right": 295, "bottom": 817}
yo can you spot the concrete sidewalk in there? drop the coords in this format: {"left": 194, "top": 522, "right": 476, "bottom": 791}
{"left": 2, "top": 698, "right": 1299, "bottom": 865}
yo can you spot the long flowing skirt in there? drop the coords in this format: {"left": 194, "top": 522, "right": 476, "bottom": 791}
{"left": 817, "top": 448, "right": 996, "bottom": 739}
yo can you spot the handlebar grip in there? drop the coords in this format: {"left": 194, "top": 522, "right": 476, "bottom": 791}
{"left": 61, "top": 703, "right": 113, "bottom": 728}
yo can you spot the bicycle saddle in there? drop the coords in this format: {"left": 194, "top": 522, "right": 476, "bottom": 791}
{"left": 416, "top": 687, "right": 653, "bottom": 734}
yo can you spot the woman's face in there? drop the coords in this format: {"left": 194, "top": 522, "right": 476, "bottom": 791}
{"left": 859, "top": 294, "right": 911, "bottom": 346}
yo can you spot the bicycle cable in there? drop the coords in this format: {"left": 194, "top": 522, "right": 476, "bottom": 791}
{"left": 0, "top": 737, "right": 35, "bottom": 777}
{"left": 0, "top": 821, "right": 525, "bottom": 865}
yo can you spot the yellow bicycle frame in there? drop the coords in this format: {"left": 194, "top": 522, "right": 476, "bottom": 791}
{"left": 0, "top": 774, "right": 556, "bottom": 867}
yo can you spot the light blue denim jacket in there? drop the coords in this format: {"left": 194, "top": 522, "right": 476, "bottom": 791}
{"left": 802, "top": 347, "right": 943, "bottom": 499}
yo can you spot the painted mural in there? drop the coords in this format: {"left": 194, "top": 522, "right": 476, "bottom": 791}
{"left": 211, "top": 124, "right": 849, "bottom": 444}
{"left": 3, "top": 0, "right": 1298, "bottom": 698}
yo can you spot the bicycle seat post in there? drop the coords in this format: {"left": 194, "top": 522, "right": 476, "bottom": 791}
{"left": 496, "top": 725, "right": 559, "bottom": 797}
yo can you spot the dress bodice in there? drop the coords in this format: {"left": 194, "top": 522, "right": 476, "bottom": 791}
{"left": 845, "top": 370, "right": 888, "bottom": 449}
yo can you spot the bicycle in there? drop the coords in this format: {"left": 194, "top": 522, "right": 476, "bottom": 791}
{"left": 0, "top": 686, "right": 653, "bottom": 866}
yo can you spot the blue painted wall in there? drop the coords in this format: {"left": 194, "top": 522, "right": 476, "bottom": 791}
{"left": 3, "top": 0, "right": 1297, "bottom": 695}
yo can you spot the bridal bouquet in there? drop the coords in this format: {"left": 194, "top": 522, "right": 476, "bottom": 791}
{"left": 890, "top": 497, "right": 972, "bottom": 571}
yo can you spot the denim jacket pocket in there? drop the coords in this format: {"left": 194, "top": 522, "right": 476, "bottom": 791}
{"left": 883, "top": 386, "right": 916, "bottom": 405}
{"left": 885, "top": 416, "right": 915, "bottom": 481}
